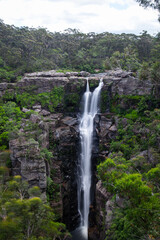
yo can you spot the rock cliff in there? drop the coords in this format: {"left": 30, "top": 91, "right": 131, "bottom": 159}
{"left": 0, "top": 69, "right": 152, "bottom": 99}
{"left": 1, "top": 69, "right": 155, "bottom": 237}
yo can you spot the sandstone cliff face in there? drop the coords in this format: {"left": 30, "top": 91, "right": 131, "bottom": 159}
{"left": 3, "top": 70, "right": 154, "bottom": 237}
{"left": 9, "top": 110, "right": 80, "bottom": 229}
{"left": 0, "top": 69, "right": 153, "bottom": 100}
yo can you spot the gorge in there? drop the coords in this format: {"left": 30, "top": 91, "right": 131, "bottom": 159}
{"left": 73, "top": 79, "right": 103, "bottom": 240}
{"left": 0, "top": 69, "right": 160, "bottom": 240}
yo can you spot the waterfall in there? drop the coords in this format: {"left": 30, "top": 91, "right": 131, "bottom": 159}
{"left": 75, "top": 78, "right": 103, "bottom": 239}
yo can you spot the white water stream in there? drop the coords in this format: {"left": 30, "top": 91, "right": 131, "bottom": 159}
{"left": 76, "top": 78, "right": 103, "bottom": 239}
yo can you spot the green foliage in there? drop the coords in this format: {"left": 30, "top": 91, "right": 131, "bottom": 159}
{"left": 0, "top": 151, "right": 12, "bottom": 168}
{"left": 0, "top": 68, "right": 16, "bottom": 83}
{"left": 0, "top": 102, "right": 25, "bottom": 150}
{"left": 28, "top": 186, "right": 41, "bottom": 198}
{"left": 2, "top": 90, "right": 15, "bottom": 101}
{"left": 40, "top": 148, "right": 53, "bottom": 163}
{"left": 64, "top": 92, "right": 80, "bottom": 112}
{"left": 138, "top": 61, "right": 151, "bottom": 80}
{"left": 100, "top": 90, "right": 110, "bottom": 113}
{"left": 0, "top": 20, "right": 159, "bottom": 77}
{"left": 151, "top": 61, "right": 160, "bottom": 84}
{"left": 106, "top": 46, "right": 141, "bottom": 72}
{"left": 145, "top": 165, "right": 160, "bottom": 191}
{"left": 46, "top": 177, "right": 60, "bottom": 202}
{"left": 0, "top": 175, "right": 69, "bottom": 240}
{"left": 15, "top": 86, "right": 64, "bottom": 112}
{"left": 110, "top": 141, "right": 132, "bottom": 159}
{"left": 110, "top": 105, "right": 160, "bottom": 160}
{"left": 98, "top": 102, "right": 160, "bottom": 239}
{"left": 125, "top": 110, "right": 139, "bottom": 120}
{"left": 97, "top": 154, "right": 128, "bottom": 192}
{"left": 98, "top": 154, "right": 160, "bottom": 240}
{"left": 111, "top": 94, "right": 160, "bottom": 118}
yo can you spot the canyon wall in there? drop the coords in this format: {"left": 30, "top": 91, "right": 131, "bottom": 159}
{"left": 0, "top": 70, "right": 154, "bottom": 237}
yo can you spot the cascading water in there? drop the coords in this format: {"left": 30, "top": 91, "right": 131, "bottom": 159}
{"left": 72, "top": 78, "right": 103, "bottom": 240}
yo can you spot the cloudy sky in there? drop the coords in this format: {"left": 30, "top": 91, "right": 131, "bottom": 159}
{"left": 0, "top": 0, "right": 159, "bottom": 35}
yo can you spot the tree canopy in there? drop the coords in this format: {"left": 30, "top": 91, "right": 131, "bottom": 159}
{"left": 0, "top": 20, "right": 159, "bottom": 82}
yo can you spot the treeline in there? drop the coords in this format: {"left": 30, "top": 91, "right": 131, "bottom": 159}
{"left": 0, "top": 19, "right": 159, "bottom": 82}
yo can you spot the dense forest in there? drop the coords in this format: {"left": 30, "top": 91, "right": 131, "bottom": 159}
{"left": 98, "top": 95, "right": 160, "bottom": 239}
{"left": 0, "top": 17, "right": 160, "bottom": 240}
{"left": 0, "top": 19, "right": 160, "bottom": 82}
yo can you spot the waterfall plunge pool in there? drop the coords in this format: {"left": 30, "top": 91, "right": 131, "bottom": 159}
{"left": 71, "top": 226, "right": 88, "bottom": 240}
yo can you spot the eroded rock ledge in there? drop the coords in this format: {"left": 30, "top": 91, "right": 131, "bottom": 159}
{"left": 0, "top": 69, "right": 152, "bottom": 98}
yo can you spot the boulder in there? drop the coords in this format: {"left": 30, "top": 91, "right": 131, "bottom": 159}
{"left": 61, "top": 116, "right": 77, "bottom": 126}
{"left": 32, "top": 105, "right": 42, "bottom": 110}
{"left": 109, "top": 124, "right": 117, "bottom": 132}
{"left": 0, "top": 82, "right": 8, "bottom": 90}
{"left": 22, "top": 107, "right": 30, "bottom": 113}
{"left": 30, "top": 114, "right": 41, "bottom": 124}
{"left": 40, "top": 109, "right": 51, "bottom": 116}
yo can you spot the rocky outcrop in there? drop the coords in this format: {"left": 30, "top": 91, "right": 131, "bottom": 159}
{"left": 9, "top": 113, "right": 50, "bottom": 200}
{"left": 50, "top": 115, "right": 80, "bottom": 230}
{"left": 10, "top": 137, "right": 47, "bottom": 199}
{"left": 9, "top": 108, "right": 80, "bottom": 230}
{"left": 6, "top": 69, "right": 155, "bottom": 238}
{"left": 98, "top": 113, "right": 117, "bottom": 159}
{"left": 96, "top": 181, "right": 112, "bottom": 240}
{"left": 0, "top": 70, "right": 153, "bottom": 101}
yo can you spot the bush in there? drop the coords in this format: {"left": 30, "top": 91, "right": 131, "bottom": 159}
{"left": 151, "top": 61, "right": 160, "bottom": 84}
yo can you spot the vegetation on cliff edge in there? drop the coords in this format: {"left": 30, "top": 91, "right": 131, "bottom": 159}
{"left": 97, "top": 96, "right": 160, "bottom": 240}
